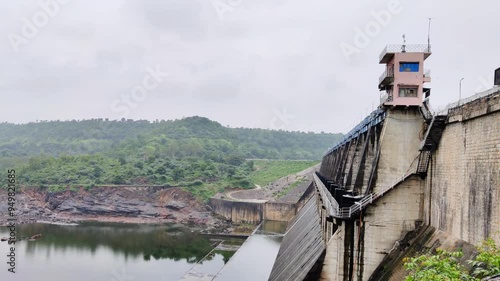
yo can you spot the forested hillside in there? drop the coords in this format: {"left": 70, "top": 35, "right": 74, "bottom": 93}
{"left": 0, "top": 117, "right": 342, "bottom": 198}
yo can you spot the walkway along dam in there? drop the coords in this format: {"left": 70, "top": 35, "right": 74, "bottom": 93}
{"left": 268, "top": 45, "right": 500, "bottom": 281}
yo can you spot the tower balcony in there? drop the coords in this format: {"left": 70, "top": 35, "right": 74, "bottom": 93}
{"left": 423, "top": 69, "right": 431, "bottom": 82}
{"left": 379, "top": 65, "right": 394, "bottom": 90}
{"left": 380, "top": 91, "right": 394, "bottom": 105}
{"left": 379, "top": 44, "right": 432, "bottom": 63}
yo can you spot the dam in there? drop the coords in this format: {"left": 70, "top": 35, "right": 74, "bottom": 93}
{"left": 268, "top": 44, "right": 499, "bottom": 280}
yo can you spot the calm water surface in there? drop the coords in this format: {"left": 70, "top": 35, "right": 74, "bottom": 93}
{"left": 214, "top": 220, "right": 287, "bottom": 281}
{"left": 0, "top": 222, "right": 240, "bottom": 281}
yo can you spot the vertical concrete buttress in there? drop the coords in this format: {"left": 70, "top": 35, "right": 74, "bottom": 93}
{"left": 318, "top": 107, "right": 426, "bottom": 281}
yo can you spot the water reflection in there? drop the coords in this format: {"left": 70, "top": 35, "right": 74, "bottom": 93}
{"left": 214, "top": 220, "right": 287, "bottom": 281}
{"left": 0, "top": 221, "right": 284, "bottom": 281}
{"left": 0, "top": 222, "right": 241, "bottom": 281}
{"left": 15, "top": 222, "right": 213, "bottom": 263}
{"left": 258, "top": 220, "right": 288, "bottom": 235}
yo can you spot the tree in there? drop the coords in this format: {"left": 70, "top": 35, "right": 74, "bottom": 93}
{"left": 469, "top": 238, "right": 500, "bottom": 279}
{"left": 404, "top": 239, "right": 500, "bottom": 281}
{"left": 404, "top": 250, "right": 473, "bottom": 281}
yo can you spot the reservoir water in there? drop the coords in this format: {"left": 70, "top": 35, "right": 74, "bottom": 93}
{"left": 0, "top": 221, "right": 286, "bottom": 281}
{"left": 214, "top": 220, "right": 286, "bottom": 281}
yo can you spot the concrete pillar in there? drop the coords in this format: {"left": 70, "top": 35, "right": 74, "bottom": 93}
{"left": 341, "top": 139, "right": 359, "bottom": 187}
{"left": 346, "top": 134, "right": 366, "bottom": 190}
{"left": 360, "top": 125, "right": 380, "bottom": 194}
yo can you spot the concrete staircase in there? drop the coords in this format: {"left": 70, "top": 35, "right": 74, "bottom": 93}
{"left": 420, "top": 115, "right": 447, "bottom": 151}
{"left": 415, "top": 105, "right": 448, "bottom": 175}
{"left": 416, "top": 150, "right": 432, "bottom": 175}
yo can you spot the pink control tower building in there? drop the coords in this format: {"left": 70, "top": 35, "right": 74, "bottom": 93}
{"left": 379, "top": 44, "right": 432, "bottom": 106}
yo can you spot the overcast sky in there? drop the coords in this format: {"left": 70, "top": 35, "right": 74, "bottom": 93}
{"left": 0, "top": 0, "right": 498, "bottom": 133}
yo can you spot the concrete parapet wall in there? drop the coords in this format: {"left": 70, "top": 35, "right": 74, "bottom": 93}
{"left": 264, "top": 203, "right": 297, "bottom": 221}
{"left": 208, "top": 198, "right": 263, "bottom": 223}
{"left": 208, "top": 198, "right": 299, "bottom": 223}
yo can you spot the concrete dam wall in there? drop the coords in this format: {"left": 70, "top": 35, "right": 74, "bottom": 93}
{"left": 209, "top": 198, "right": 299, "bottom": 223}
{"left": 424, "top": 90, "right": 500, "bottom": 246}
{"left": 269, "top": 88, "right": 500, "bottom": 281}
{"left": 209, "top": 198, "right": 263, "bottom": 223}
{"left": 317, "top": 107, "right": 427, "bottom": 281}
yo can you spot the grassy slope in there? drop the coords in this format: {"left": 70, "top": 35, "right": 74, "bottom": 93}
{"left": 248, "top": 160, "right": 319, "bottom": 187}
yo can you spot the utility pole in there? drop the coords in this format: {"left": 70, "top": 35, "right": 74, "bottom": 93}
{"left": 459, "top": 78, "right": 464, "bottom": 103}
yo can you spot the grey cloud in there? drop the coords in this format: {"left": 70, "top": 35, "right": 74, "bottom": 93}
{"left": 133, "top": 0, "right": 209, "bottom": 39}
{"left": 0, "top": 0, "right": 499, "bottom": 133}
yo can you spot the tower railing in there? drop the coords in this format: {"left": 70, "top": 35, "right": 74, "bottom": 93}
{"left": 379, "top": 44, "right": 432, "bottom": 62}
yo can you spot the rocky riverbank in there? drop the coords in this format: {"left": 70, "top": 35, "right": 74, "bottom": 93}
{"left": 0, "top": 186, "right": 231, "bottom": 233}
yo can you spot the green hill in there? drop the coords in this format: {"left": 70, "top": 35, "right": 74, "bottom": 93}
{"left": 0, "top": 117, "right": 342, "bottom": 199}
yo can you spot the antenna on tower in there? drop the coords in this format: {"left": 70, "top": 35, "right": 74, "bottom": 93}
{"left": 426, "top": 17, "right": 434, "bottom": 52}
{"left": 402, "top": 34, "right": 406, "bottom": 52}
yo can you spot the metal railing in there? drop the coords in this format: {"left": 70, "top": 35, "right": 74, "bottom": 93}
{"left": 419, "top": 116, "right": 436, "bottom": 150}
{"left": 344, "top": 167, "right": 416, "bottom": 217}
{"left": 313, "top": 173, "right": 339, "bottom": 217}
{"left": 323, "top": 108, "right": 386, "bottom": 156}
{"left": 379, "top": 44, "right": 431, "bottom": 62}
{"left": 420, "top": 98, "right": 433, "bottom": 121}
{"left": 314, "top": 166, "right": 417, "bottom": 219}
{"left": 434, "top": 86, "right": 500, "bottom": 116}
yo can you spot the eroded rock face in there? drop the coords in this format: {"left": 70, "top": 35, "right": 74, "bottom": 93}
{"left": 0, "top": 187, "right": 221, "bottom": 228}
{"left": 165, "top": 201, "right": 186, "bottom": 211}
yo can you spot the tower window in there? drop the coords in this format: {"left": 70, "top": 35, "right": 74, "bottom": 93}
{"left": 399, "top": 87, "right": 418, "bottom": 97}
{"left": 400, "top": 62, "right": 419, "bottom": 72}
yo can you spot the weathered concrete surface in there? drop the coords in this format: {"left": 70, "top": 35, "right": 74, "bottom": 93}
{"left": 314, "top": 108, "right": 427, "bottom": 281}
{"left": 369, "top": 226, "right": 478, "bottom": 281}
{"left": 424, "top": 91, "right": 500, "bottom": 246}
{"left": 373, "top": 108, "right": 423, "bottom": 193}
{"left": 209, "top": 183, "right": 316, "bottom": 224}
{"left": 319, "top": 109, "right": 386, "bottom": 192}
{"left": 318, "top": 176, "right": 424, "bottom": 281}
{"left": 268, "top": 196, "right": 326, "bottom": 281}
{"left": 320, "top": 228, "right": 342, "bottom": 280}
{"left": 360, "top": 176, "right": 424, "bottom": 280}
{"left": 209, "top": 198, "right": 263, "bottom": 223}
{"left": 208, "top": 199, "right": 298, "bottom": 223}
{"left": 273, "top": 90, "right": 499, "bottom": 281}
{"left": 263, "top": 202, "right": 297, "bottom": 221}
